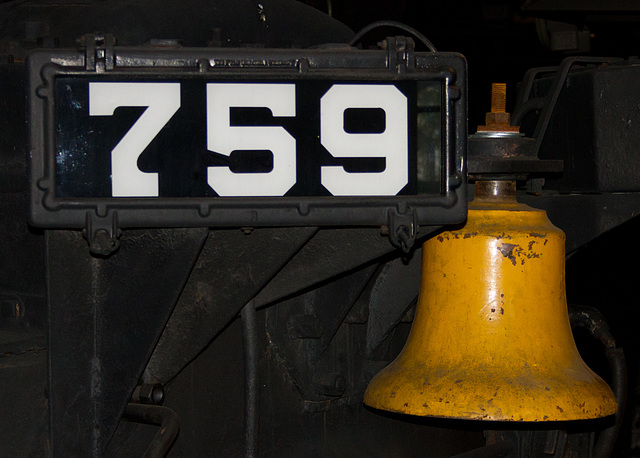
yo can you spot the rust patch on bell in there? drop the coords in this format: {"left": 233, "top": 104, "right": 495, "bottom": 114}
{"left": 498, "top": 243, "right": 518, "bottom": 266}
{"left": 525, "top": 240, "right": 541, "bottom": 259}
{"left": 499, "top": 241, "right": 542, "bottom": 266}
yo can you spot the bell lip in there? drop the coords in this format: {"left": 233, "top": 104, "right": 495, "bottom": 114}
{"left": 363, "top": 366, "right": 618, "bottom": 422}
{"left": 363, "top": 401, "right": 618, "bottom": 423}
{"left": 363, "top": 390, "right": 618, "bottom": 422}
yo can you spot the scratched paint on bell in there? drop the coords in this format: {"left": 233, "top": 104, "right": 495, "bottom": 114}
{"left": 497, "top": 238, "right": 544, "bottom": 266}
{"left": 479, "top": 300, "right": 505, "bottom": 323}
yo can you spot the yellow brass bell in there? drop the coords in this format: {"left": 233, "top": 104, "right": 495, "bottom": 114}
{"left": 364, "top": 180, "right": 617, "bottom": 421}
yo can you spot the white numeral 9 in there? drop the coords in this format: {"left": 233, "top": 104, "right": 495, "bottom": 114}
{"left": 320, "top": 85, "right": 408, "bottom": 196}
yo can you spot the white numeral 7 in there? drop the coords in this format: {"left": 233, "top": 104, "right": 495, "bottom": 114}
{"left": 89, "top": 82, "right": 181, "bottom": 197}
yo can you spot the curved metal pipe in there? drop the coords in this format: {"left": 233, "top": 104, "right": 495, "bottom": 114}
{"left": 569, "top": 305, "right": 627, "bottom": 458}
{"left": 349, "top": 20, "right": 437, "bottom": 52}
{"left": 123, "top": 403, "right": 180, "bottom": 458}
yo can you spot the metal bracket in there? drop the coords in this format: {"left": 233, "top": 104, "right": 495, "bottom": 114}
{"left": 512, "top": 56, "right": 623, "bottom": 156}
{"left": 82, "top": 210, "right": 122, "bottom": 256}
{"left": 81, "top": 33, "right": 116, "bottom": 72}
{"left": 383, "top": 36, "right": 416, "bottom": 72}
{"left": 387, "top": 207, "right": 418, "bottom": 253}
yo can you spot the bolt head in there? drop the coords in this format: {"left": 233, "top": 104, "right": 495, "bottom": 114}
{"left": 485, "top": 111, "right": 511, "bottom": 126}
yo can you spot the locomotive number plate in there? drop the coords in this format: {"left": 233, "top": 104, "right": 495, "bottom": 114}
{"left": 28, "top": 47, "right": 467, "bottom": 229}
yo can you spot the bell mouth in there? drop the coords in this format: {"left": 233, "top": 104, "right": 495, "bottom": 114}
{"left": 364, "top": 359, "right": 617, "bottom": 422}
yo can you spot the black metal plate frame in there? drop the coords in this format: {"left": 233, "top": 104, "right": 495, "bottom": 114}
{"left": 28, "top": 45, "right": 467, "bottom": 230}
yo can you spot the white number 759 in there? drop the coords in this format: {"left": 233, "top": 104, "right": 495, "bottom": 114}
{"left": 89, "top": 82, "right": 408, "bottom": 197}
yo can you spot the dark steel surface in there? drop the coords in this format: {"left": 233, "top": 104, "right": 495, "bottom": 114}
{"left": 365, "top": 253, "right": 422, "bottom": 356}
{"left": 0, "top": 349, "right": 49, "bottom": 456}
{"left": 46, "top": 228, "right": 207, "bottom": 457}
{"left": 520, "top": 192, "right": 640, "bottom": 254}
{"left": 143, "top": 227, "right": 317, "bottom": 385}
{"left": 4, "top": 0, "right": 640, "bottom": 457}
{"left": 517, "top": 57, "right": 640, "bottom": 193}
{"left": 253, "top": 227, "right": 438, "bottom": 308}
{"left": 0, "top": 0, "right": 354, "bottom": 56}
{"left": 116, "top": 309, "right": 486, "bottom": 457}
{"left": 266, "top": 263, "right": 379, "bottom": 404}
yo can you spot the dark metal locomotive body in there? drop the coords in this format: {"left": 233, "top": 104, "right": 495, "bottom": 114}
{"left": 2, "top": 1, "right": 640, "bottom": 456}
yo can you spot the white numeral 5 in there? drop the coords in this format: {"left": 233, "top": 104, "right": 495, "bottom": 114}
{"left": 206, "top": 83, "right": 296, "bottom": 197}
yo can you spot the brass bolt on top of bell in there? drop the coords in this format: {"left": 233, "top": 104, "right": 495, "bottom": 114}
{"left": 468, "top": 82, "right": 563, "bottom": 180}
{"left": 476, "top": 83, "right": 520, "bottom": 134}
